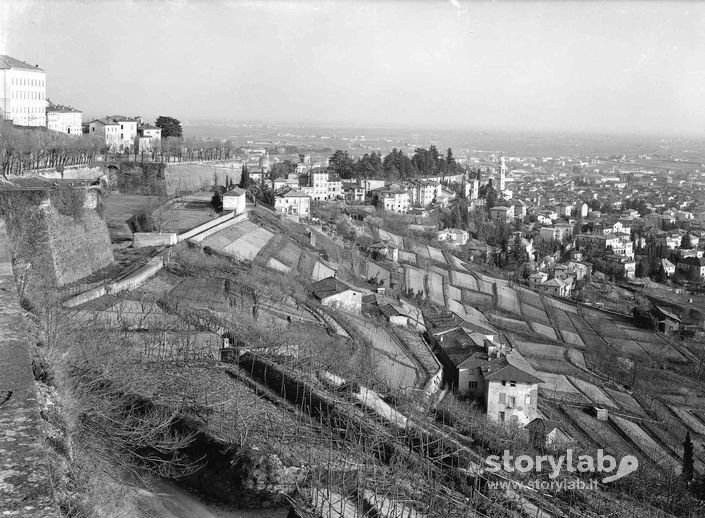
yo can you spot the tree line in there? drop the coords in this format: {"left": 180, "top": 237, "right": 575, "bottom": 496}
{"left": 327, "top": 145, "right": 464, "bottom": 180}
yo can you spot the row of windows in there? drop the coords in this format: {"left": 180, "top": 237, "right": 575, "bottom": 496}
{"left": 14, "top": 106, "right": 45, "bottom": 113}
{"left": 11, "top": 77, "right": 44, "bottom": 87}
{"left": 13, "top": 91, "right": 44, "bottom": 100}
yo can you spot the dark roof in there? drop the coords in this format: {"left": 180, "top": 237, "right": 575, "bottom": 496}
{"left": 312, "top": 277, "right": 358, "bottom": 299}
{"left": 378, "top": 304, "right": 401, "bottom": 319}
{"left": 223, "top": 188, "right": 246, "bottom": 197}
{"left": 433, "top": 327, "right": 485, "bottom": 366}
{"left": 682, "top": 257, "right": 705, "bottom": 267}
{"left": 0, "top": 55, "right": 43, "bottom": 71}
{"left": 525, "top": 418, "right": 564, "bottom": 435}
{"left": 654, "top": 305, "right": 681, "bottom": 323}
{"left": 482, "top": 357, "right": 544, "bottom": 384}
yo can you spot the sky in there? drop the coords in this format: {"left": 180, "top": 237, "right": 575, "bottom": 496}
{"left": 2, "top": 1, "right": 704, "bottom": 136}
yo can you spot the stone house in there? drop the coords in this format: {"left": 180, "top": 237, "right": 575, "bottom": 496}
{"left": 223, "top": 188, "right": 247, "bottom": 215}
{"left": 312, "top": 277, "right": 364, "bottom": 314}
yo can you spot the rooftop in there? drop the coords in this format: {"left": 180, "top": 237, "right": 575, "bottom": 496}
{"left": 312, "top": 277, "right": 359, "bottom": 300}
{"left": 0, "top": 54, "right": 43, "bottom": 71}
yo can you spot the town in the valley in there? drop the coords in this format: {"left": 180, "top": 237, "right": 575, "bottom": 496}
{"left": 1, "top": 4, "right": 705, "bottom": 517}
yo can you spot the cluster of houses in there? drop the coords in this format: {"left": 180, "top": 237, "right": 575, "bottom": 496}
{"left": 308, "top": 274, "right": 565, "bottom": 440}
{"left": 85, "top": 116, "right": 162, "bottom": 153}
{"left": 0, "top": 54, "right": 162, "bottom": 154}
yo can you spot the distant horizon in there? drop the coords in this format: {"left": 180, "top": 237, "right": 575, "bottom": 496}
{"left": 4, "top": 1, "right": 705, "bottom": 138}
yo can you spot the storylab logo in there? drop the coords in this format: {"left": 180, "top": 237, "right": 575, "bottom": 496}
{"left": 486, "top": 449, "right": 639, "bottom": 483}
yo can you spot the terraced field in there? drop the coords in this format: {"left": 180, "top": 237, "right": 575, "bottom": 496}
{"left": 427, "top": 245, "right": 447, "bottom": 264}
{"left": 569, "top": 377, "right": 617, "bottom": 408}
{"left": 611, "top": 415, "right": 680, "bottom": 471}
{"left": 563, "top": 407, "right": 635, "bottom": 459}
{"left": 449, "top": 270, "right": 477, "bottom": 290}
{"left": 496, "top": 285, "right": 521, "bottom": 314}
{"left": 531, "top": 322, "right": 558, "bottom": 341}
{"left": 426, "top": 271, "right": 446, "bottom": 306}
{"left": 604, "top": 389, "right": 646, "bottom": 417}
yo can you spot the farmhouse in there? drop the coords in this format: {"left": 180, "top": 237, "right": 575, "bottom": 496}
{"left": 222, "top": 188, "right": 247, "bottom": 215}
{"left": 274, "top": 191, "right": 311, "bottom": 218}
{"left": 525, "top": 417, "right": 573, "bottom": 447}
{"left": 312, "top": 277, "right": 364, "bottom": 314}
{"left": 653, "top": 306, "right": 681, "bottom": 336}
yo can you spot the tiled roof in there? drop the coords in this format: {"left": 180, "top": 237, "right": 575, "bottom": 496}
{"left": 223, "top": 188, "right": 246, "bottom": 197}
{"left": 0, "top": 55, "right": 42, "bottom": 71}
{"left": 312, "top": 277, "right": 358, "bottom": 299}
{"left": 482, "top": 357, "right": 544, "bottom": 384}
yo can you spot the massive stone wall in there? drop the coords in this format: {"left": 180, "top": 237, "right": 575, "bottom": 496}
{"left": 45, "top": 205, "right": 114, "bottom": 286}
{"left": 1, "top": 189, "right": 114, "bottom": 299}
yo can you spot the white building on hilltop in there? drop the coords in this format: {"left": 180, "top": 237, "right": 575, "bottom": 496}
{"left": 46, "top": 103, "right": 82, "bottom": 135}
{"left": 0, "top": 55, "right": 47, "bottom": 127}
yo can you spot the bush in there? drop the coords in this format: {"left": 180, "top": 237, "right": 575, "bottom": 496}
{"left": 129, "top": 209, "right": 155, "bottom": 232}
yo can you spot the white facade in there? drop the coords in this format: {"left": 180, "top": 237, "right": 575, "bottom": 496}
{"left": 46, "top": 107, "right": 82, "bottom": 135}
{"left": 486, "top": 379, "right": 539, "bottom": 427}
{"left": 223, "top": 188, "right": 247, "bottom": 215}
{"left": 275, "top": 192, "right": 311, "bottom": 216}
{"left": 88, "top": 119, "right": 121, "bottom": 150}
{"left": 0, "top": 55, "right": 47, "bottom": 126}
{"left": 110, "top": 116, "right": 138, "bottom": 152}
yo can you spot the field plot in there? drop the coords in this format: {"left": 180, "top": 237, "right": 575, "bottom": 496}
{"left": 561, "top": 331, "right": 585, "bottom": 348}
{"left": 619, "top": 326, "right": 663, "bottom": 343}
{"left": 445, "top": 301, "right": 492, "bottom": 330}
{"left": 296, "top": 250, "right": 318, "bottom": 278}
{"left": 159, "top": 202, "right": 213, "bottom": 234}
{"left": 586, "top": 317, "right": 631, "bottom": 340}
{"left": 377, "top": 228, "right": 404, "bottom": 248}
{"left": 567, "top": 313, "right": 604, "bottom": 348}
{"left": 431, "top": 266, "right": 450, "bottom": 283}
{"left": 636, "top": 340, "right": 686, "bottom": 363}
{"left": 312, "top": 261, "right": 336, "bottom": 281}
{"left": 475, "top": 277, "right": 495, "bottom": 296}
{"left": 611, "top": 416, "right": 680, "bottom": 471}
{"left": 496, "top": 285, "right": 521, "bottom": 314}
{"left": 426, "top": 271, "right": 446, "bottom": 306}
{"left": 530, "top": 322, "right": 558, "bottom": 341}
{"left": 273, "top": 239, "right": 303, "bottom": 269}
{"left": 397, "top": 250, "right": 417, "bottom": 264}
{"left": 449, "top": 270, "right": 477, "bottom": 290}
{"left": 520, "top": 303, "right": 552, "bottom": 326}
{"left": 609, "top": 338, "right": 647, "bottom": 357}
{"left": 516, "top": 287, "right": 544, "bottom": 309}
{"left": 445, "top": 284, "right": 462, "bottom": 303}
{"left": 669, "top": 405, "right": 705, "bottom": 436}
{"left": 223, "top": 227, "right": 274, "bottom": 261}
{"left": 553, "top": 310, "right": 577, "bottom": 333}
{"left": 201, "top": 220, "right": 259, "bottom": 250}
{"left": 526, "top": 357, "right": 580, "bottom": 376}
{"left": 536, "top": 372, "right": 579, "bottom": 394}
{"left": 444, "top": 252, "right": 467, "bottom": 271}
{"left": 339, "top": 315, "right": 418, "bottom": 391}
{"left": 641, "top": 421, "right": 705, "bottom": 474}
{"left": 567, "top": 348, "right": 587, "bottom": 369}
{"left": 366, "top": 261, "right": 391, "bottom": 286}
{"left": 404, "top": 266, "right": 427, "bottom": 296}
{"left": 412, "top": 243, "right": 430, "bottom": 260}
{"left": 461, "top": 289, "right": 494, "bottom": 307}
{"left": 514, "top": 340, "right": 566, "bottom": 360}
{"left": 489, "top": 314, "right": 532, "bottom": 334}
{"left": 427, "top": 245, "right": 447, "bottom": 264}
{"left": 604, "top": 389, "right": 646, "bottom": 417}
{"left": 544, "top": 297, "right": 578, "bottom": 314}
{"left": 569, "top": 377, "right": 617, "bottom": 408}
{"left": 266, "top": 257, "right": 290, "bottom": 273}
{"left": 564, "top": 407, "right": 635, "bottom": 458}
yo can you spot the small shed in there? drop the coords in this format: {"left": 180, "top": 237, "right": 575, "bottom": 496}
{"left": 594, "top": 407, "right": 608, "bottom": 421}
{"left": 223, "top": 188, "right": 247, "bottom": 215}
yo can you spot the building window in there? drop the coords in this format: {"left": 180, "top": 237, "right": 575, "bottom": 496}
{"left": 525, "top": 394, "right": 531, "bottom": 405}
{"left": 507, "top": 396, "right": 516, "bottom": 408}
{"left": 468, "top": 381, "right": 478, "bottom": 390}
{"left": 501, "top": 380, "right": 506, "bottom": 386}
{"left": 510, "top": 381, "right": 516, "bottom": 387}
{"left": 498, "top": 411, "right": 505, "bottom": 422}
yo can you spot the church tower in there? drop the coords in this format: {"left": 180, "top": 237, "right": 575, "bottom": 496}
{"left": 499, "top": 156, "right": 507, "bottom": 193}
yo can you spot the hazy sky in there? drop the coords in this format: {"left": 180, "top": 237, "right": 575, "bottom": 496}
{"left": 2, "top": 1, "right": 704, "bottom": 135}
